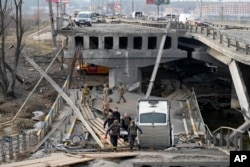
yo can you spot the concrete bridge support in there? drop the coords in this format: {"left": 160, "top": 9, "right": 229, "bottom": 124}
{"left": 228, "top": 60, "right": 250, "bottom": 119}
{"left": 109, "top": 67, "right": 141, "bottom": 91}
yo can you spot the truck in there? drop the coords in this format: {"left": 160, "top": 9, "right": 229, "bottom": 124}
{"left": 137, "top": 98, "right": 172, "bottom": 148}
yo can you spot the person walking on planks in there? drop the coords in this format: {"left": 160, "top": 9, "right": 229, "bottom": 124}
{"left": 103, "top": 113, "right": 115, "bottom": 129}
{"left": 101, "top": 97, "right": 110, "bottom": 119}
{"left": 81, "top": 84, "right": 91, "bottom": 106}
{"left": 117, "top": 82, "right": 126, "bottom": 103}
{"left": 103, "top": 83, "right": 109, "bottom": 100}
{"left": 112, "top": 107, "right": 121, "bottom": 123}
{"left": 104, "top": 119, "right": 120, "bottom": 152}
{"left": 128, "top": 120, "right": 143, "bottom": 152}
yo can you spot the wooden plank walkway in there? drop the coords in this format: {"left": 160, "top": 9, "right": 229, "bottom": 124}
{"left": 79, "top": 105, "right": 127, "bottom": 148}
{"left": 0, "top": 153, "right": 93, "bottom": 167}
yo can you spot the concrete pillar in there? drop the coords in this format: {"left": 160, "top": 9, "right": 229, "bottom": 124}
{"left": 84, "top": 36, "right": 89, "bottom": 49}
{"left": 229, "top": 60, "right": 250, "bottom": 118}
{"left": 113, "top": 36, "right": 119, "bottom": 49}
{"left": 69, "top": 36, "right": 74, "bottom": 50}
{"left": 142, "top": 36, "right": 148, "bottom": 50}
{"left": 128, "top": 36, "right": 133, "bottom": 50}
{"left": 109, "top": 66, "right": 141, "bottom": 92}
{"left": 171, "top": 35, "right": 178, "bottom": 49}
{"left": 99, "top": 36, "right": 104, "bottom": 49}
{"left": 231, "top": 84, "right": 240, "bottom": 108}
{"left": 157, "top": 34, "right": 162, "bottom": 49}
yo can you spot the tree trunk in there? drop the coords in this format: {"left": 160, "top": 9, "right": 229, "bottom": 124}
{"left": 7, "top": 0, "right": 24, "bottom": 97}
{"left": 0, "top": 0, "right": 11, "bottom": 96}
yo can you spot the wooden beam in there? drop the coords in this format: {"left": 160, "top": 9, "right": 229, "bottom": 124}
{"left": 0, "top": 48, "right": 63, "bottom": 127}
{"left": 22, "top": 54, "right": 105, "bottom": 149}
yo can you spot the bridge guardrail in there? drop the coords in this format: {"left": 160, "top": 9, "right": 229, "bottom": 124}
{"left": 184, "top": 23, "right": 250, "bottom": 55}
{"left": 212, "top": 126, "right": 244, "bottom": 151}
{"left": 36, "top": 75, "right": 70, "bottom": 141}
{"left": 120, "top": 19, "right": 250, "bottom": 55}
{"left": 186, "top": 89, "right": 206, "bottom": 138}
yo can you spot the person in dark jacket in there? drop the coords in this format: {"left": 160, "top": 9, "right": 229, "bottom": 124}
{"left": 112, "top": 107, "right": 121, "bottom": 123}
{"left": 128, "top": 120, "right": 143, "bottom": 151}
{"left": 105, "top": 120, "right": 120, "bottom": 152}
{"left": 121, "top": 113, "right": 131, "bottom": 131}
{"left": 103, "top": 113, "right": 115, "bottom": 129}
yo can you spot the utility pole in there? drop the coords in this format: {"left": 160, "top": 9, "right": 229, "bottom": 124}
{"left": 132, "top": 0, "right": 134, "bottom": 13}
{"left": 48, "top": 0, "right": 58, "bottom": 53}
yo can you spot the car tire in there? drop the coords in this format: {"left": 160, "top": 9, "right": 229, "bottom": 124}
{"left": 78, "top": 70, "right": 87, "bottom": 75}
{"left": 82, "top": 70, "right": 87, "bottom": 75}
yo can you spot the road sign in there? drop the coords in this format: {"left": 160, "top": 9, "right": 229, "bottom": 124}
{"left": 154, "top": 0, "right": 170, "bottom": 5}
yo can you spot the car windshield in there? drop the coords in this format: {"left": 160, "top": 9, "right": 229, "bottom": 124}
{"left": 140, "top": 112, "right": 166, "bottom": 123}
{"left": 77, "top": 13, "right": 90, "bottom": 18}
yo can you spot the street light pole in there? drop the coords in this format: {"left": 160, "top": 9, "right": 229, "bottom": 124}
{"left": 132, "top": 0, "right": 134, "bottom": 13}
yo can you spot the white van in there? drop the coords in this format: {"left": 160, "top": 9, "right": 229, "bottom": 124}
{"left": 74, "top": 11, "right": 92, "bottom": 26}
{"left": 179, "top": 13, "right": 191, "bottom": 24}
{"left": 132, "top": 11, "right": 144, "bottom": 19}
{"left": 137, "top": 98, "right": 172, "bottom": 148}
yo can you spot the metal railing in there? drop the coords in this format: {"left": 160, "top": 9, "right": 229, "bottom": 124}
{"left": 0, "top": 75, "right": 70, "bottom": 163}
{"left": 120, "top": 19, "right": 250, "bottom": 56}
{"left": 36, "top": 75, "right": 70, "bottom": 141}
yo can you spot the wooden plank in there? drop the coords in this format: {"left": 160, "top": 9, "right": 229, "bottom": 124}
{"left": 1, "top": 154, "right": 93, "bottom": 167}
{"left": 1, "top": 153, "right": 66, "bottom": 167}
{"left": 32, "top": 114, "right": 68, "bottom": 153}
{"left": 83, "top": 152, "right": 139, "bottom": 159}
{"left": 46, "top": 157, "right": 94, "bottom": 167}
{"left": 0, "top": 48, "right": 63, "bottom": 127}
{"left": 22, "top": 55, "right": 105, "bottom": 149}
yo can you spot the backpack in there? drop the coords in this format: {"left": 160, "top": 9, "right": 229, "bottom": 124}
{"left": 110, "top": 124, "right": 119, "bottom": 136}
{"left": 82, "top": 88, "right": 90, "bottom": 95}
{"left": 129, "top": 126, "right": 137, "bottom": 135}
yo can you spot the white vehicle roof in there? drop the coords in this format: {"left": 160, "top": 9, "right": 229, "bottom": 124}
{"left": 138, "top": 100, "right": 169, "bottom": 114}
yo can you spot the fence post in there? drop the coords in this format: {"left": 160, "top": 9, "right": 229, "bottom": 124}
{"left": 238, "top": 134, "right": 243, "bottom": 150}
{"left": 8, "top": 136, "right": 14, "bottom": 160}
{"left": 226, "top": 129, "right": 230, "bottom": 149}
{"left": 236, "top": 41, "right": 239, "bottom": 51}
{"left": 16, "top": 134, "right": 20, "bottom": 161}
{"left": 227, "top": 38, "right": 231, "bottom": 47}
{"left": 22, "top": 132, "right": 26, "bottom": 151}
{"left": 220, "top": 34, "right": 223, "bottom": 44}
{"left": 213, "top": 31, "right": 216, "bottom": 40}
{"left": 219, "top": 129, "right": 223, "bottom": 146}
{"left": 246, "top": 44, "right": 249, "bottom": 54}
{"left": 0, "top": 140, "right": 6, "bottom": 162}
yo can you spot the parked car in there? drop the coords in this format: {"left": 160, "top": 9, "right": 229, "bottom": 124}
{"left": 187, "top": 18, "right": 209, "bottom": 27}
{"left": 76, "top": 63, "right": 109, "bottom": 75}
{"left": 147, "top": 15, "right": 165, "bottom": 21}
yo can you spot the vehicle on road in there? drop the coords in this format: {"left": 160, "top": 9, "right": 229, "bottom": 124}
{"left": 178, "top": 13, "right": 191, "bottom": 24}
{"left": 137, "top": 98, "right": 172, "bottom": 148}
{"left": 76, "top": 63, "right": 109, "bottom": 75}
{"left": 74, "top": 11, "right": 93, "bottom": 26}
{"left": 187, "top": 18, "right": 209, "bottom": 27}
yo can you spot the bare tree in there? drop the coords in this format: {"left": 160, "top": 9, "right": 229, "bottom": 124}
{"left": 0, "top": 0, "right": 12, "bottom": 96}
{"left": 6, "top": 0, "right": 25, "bottom": 97}
{"left": 0, "top": 0, "right": 25, "bottom": 98}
